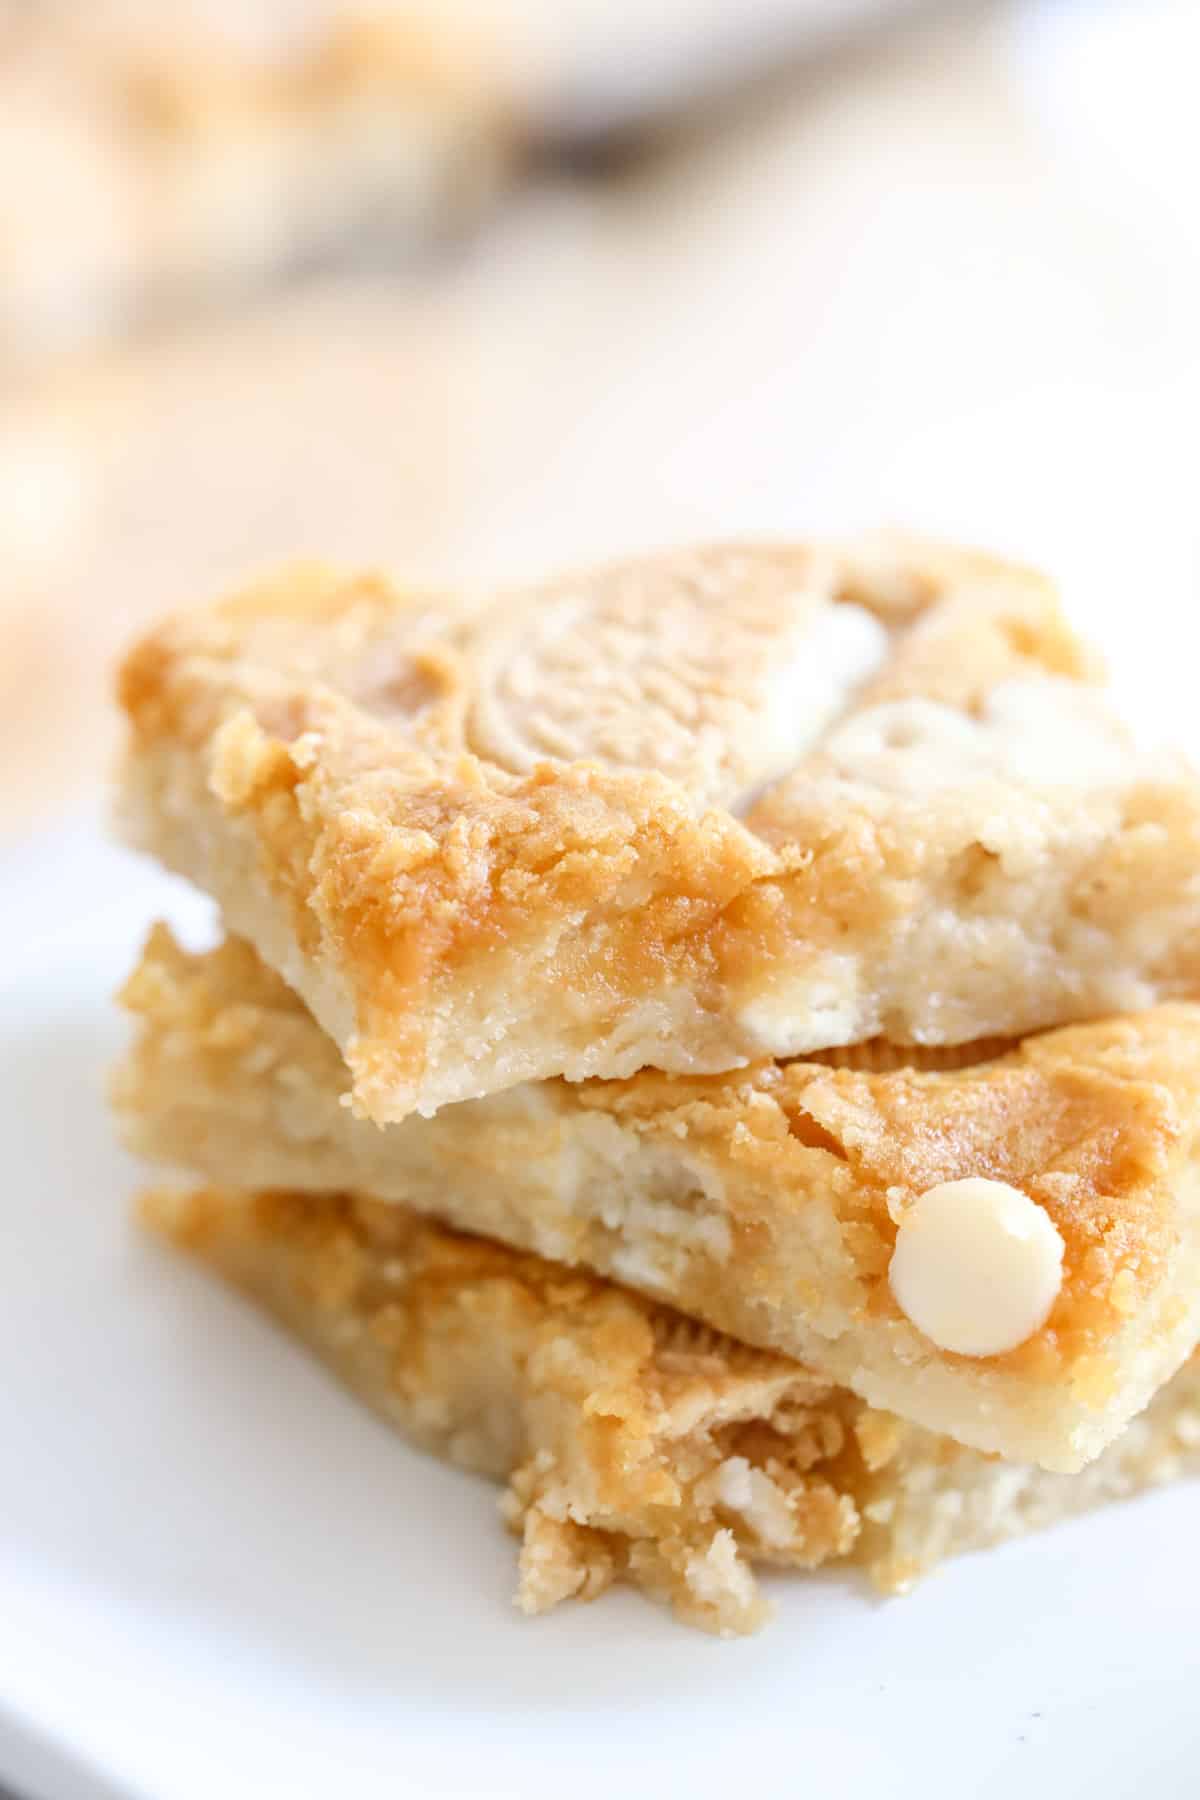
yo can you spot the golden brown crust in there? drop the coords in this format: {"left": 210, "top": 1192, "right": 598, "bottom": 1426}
{"left": 139, "top": 1182, "right": 1200, "bottom": 1632}
{"left": 116, "top": 926, "right": 1200, "bottom": 1470}
{"left": 141, "top": 1184, "right": 860, "bottom": 1635}
{"left": 115, "top": 536, "right": 1200, "bottom": 1121}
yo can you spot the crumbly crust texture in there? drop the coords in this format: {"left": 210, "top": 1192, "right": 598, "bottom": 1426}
{"left": 140, "top": 1183, "right": 1200, "bottom": 1635}
{"left": 115, "top": 536, "right": 1200, "bottom": 1121}
{"left": 116, "top": 927, "right": 1200, "bottom": 1470}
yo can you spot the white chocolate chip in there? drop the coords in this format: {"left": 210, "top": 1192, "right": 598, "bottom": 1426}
{"left": 888, "top": 1177, "right": 1064, "bottom": 1357}
{"left": 824, "top": 678, "right": 1134, "bottom": 795}
{"left": 738, "top": 602, "right": 890, "bottom": 808}
{"left": 736, "top": 955, "right": 861, "bottom": 1055}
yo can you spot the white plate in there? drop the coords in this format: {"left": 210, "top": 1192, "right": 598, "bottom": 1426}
{"left": 3, "top": 825, "right": 1200, "bottom": 1800}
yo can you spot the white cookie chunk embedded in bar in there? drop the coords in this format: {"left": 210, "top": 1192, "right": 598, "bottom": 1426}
{"left": 114, "top": 928, "right": 1200, "bottom": 1472}
{"left": 139, "top": 1185, "right": 1200, "bottom": 1636}
{"left": 115, "top": 535, "right": 1200, "bottom": 1121}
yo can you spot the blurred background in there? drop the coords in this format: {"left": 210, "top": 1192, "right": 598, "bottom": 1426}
{"left": 2, "top": 0, "right": 1197, "bottom": 836}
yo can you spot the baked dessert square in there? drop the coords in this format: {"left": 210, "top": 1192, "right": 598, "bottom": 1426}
{"left": 115, "top": 926, "right": 1200, "bottom": 1472}
{"left": 1, "top": 8, "right": 506, "bottom": 360}
{"left": 115, "top": 537, "right": 1200, "bottom": 1122}
{"left": 141, "top": 1184, "right": 1200, "bottom": 1635}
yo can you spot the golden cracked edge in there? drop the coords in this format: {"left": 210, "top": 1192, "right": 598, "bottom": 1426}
{"left": 116, "top": 925, "right": 1200, "bottom": 1472}
{"left": 114, "top": 535, "right": 1200, "bottom": 1122}
{"left": 140, "top": 1185, "right": 1200, "bottom": 1637}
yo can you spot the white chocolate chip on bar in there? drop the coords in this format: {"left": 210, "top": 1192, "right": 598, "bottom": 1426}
{"left": 823, "top": 678, "right": 1133, "bottom": 796}
{"left": 889, "top": 1178, "right": 1064, "bottom": 1357}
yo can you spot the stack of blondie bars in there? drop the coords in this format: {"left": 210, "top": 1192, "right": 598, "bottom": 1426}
{"left": 111, "top": 537, "right": 1200, "bottom": 1632}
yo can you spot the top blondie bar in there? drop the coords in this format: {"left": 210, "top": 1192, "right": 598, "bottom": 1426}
{"left": 116, "top": 535, "right": 1200, "bottom": 1121}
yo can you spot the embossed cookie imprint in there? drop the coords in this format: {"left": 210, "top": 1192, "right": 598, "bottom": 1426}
{"left": 465, "top": 545, "right": 889, "bottom": 805}
{"left": 116, "top": 535, "right": 1200, "bottom": 1125}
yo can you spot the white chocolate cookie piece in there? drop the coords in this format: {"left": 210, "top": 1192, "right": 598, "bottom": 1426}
{"left": 467, "top": 546, "right": 888, "bottom": 807}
